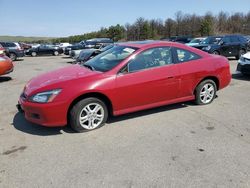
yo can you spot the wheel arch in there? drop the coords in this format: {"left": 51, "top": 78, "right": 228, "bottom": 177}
{"left": 194, "top": 76, "right": 220, "bottom": 95}
{"left": 67, "top": 92, "right": 114, "bottom": 123}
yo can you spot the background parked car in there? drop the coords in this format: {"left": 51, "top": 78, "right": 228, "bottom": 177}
{"left": 162, "top": 36, "right": 192, "bottom": 44}
{"left": 186, "top": 37, "right": 206, "bottom": 46}
{"left": 0, "top": 42, "right": 24, "bottom": 61}
{"left": 0, "top": 55, "right": 13, "bottom": 76}
{"left": 25, "top": 44, "right": 63, "bottom": 57}
{"left": 237, "top": 52, "right": 250, "bottom": 75}
{"left": 244, "top": 35, "right": 250, "bottom": 51}
{"left": 19, "top": 42, "right": 32, "bottom": 50}
{"left": 0, "top": 44, "right": 6, "bottom": 55}
{"left": 82, "top": 38, "right": 113, "bottom": 48}
{"left": 192, "top": 35, "right": 248, "bottom": 59}
{"left": 64, "top": 43, "right": 85, "bottom": 55}
{"left": 76, "top": 44, "right": 115, "bottom": 63}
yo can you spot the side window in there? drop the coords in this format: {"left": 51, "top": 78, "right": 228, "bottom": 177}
{"left": 230, "top": 36, "right": 239, "bottom": 43}
{"left": 222, "top": 37, "right": 231, "bottom": 44}
{"left": 175, "top": 48, "right": 201, "bottom": 63}
{"left": 128, "top": 47, "right": 172, "bottom": 73}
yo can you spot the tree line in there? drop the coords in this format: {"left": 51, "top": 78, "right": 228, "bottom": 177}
{"left": 52, "top": 11, "right": 250, "bottom": 43}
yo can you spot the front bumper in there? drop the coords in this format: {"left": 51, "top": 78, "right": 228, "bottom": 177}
{"left": 18, "top": 96, "right": 68, "bottom": 127}
{"left": 237, "top": 63, "right": 250, "bottom": 74}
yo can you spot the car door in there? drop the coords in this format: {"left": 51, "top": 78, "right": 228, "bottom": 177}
{"left": 114, "top": 47, "right": 180, "bottom": 112}
{"left": 220, "top": 36, "right": 232, "bottom": 56}
{"left": 173, "top": 48, "right": 203, "bottom": 98}
{"left": 230, "top": 36, "right": 241, "bottom": 56}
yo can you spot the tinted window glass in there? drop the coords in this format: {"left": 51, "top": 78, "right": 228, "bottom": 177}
{"left": 230, "top": 36, "right": 239, "bottom": 43}
{"left": 128, "top": 47, "right": 172, "bottom": 73}
{"left": 6, "top": 42, "right": 16, "bottom": 47}
{"left": 176, "top": 48, "right": 201, "bottom": 62}
{"left": 239, "top": 36, "right": 248, "bottom": 43}
{"left": 222, "top": 37, "right": 231, "bottom": 44}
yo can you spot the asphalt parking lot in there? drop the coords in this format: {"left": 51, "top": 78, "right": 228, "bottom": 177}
{"left": 0, "top": 55, "right": 250, "bottom": 188}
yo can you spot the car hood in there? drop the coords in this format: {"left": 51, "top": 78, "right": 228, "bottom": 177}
{"left": 25, "top": 65, "right": 99, "bottom": 96}
{"left": 192, "top": 44, "right": 218, "bottom": 49}
{"left": 242, "top": 52, "right": 250, "bottom": 59}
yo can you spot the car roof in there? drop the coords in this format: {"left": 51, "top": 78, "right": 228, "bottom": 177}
{"left": 117, "top": 40, "right": 189, "bottom": 49}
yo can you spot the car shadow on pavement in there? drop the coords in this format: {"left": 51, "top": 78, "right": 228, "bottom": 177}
{"left": 107, "top": 102, "right": 189, "bottom": 124}
{"left": 0, "top": 76, "right": 12, "bottom": 83}
{"left": 15, "top": 59, "right": 24, "bottom": 62}
{"left": 232, "top": 73, "right": 250, "bottom": 81}
{"left": 12, "top": 112, "right": 74, "bottom": 136}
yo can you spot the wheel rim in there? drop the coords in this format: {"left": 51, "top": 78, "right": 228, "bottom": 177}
{"left": 32, "top": 52, "right": 36, "bottom": 56}
{"left": 213, "top": 51, "right": 219, "bottom": 55}
{"left": 54, "top": 51, "right": 59, "bottom": 55}
{"left": 10, "top": 54, "right": 16, "bottom": 60}
{"left": 200, "top": 83, "right": 215, "bottom": 104}
{"left": 79, "top": 103, "right": 104, "bottom": 130}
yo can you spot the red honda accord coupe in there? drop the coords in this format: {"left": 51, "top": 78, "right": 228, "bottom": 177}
{"left": 18, "top": 41, "right": 231, "bottom": 132}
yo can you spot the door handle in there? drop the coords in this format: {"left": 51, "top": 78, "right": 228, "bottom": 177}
{"left": 166, "top": 76, "right": 174, "bottom": 79}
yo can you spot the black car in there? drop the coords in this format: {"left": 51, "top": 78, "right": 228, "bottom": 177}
{"left": 83, "top": 38, "right": 113, "bottom": 48}
{"left": 65, "top": 38, "right": 113, "bottom": 55}
{"left": 193, "top": 35, "right": 248, "bottom": 59}
{"left": 162, "top": 36, "right": 192, "bottom": 44}
{"left": 26, "top": 45, "right": 63, "bottom": 57}
{"left": 64, "top": 43, "right": 85, "bottom": 55}
{"left": 76, "top": 44, "right": 115, "bottom": 64}
{"left": 0, "top": 42, "right": 25, "bottom": 61}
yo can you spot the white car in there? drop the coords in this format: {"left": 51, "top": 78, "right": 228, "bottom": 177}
{"left": 237, "top": 52, "right": 250, "bottom": 75}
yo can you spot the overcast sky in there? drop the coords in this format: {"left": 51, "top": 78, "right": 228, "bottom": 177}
{"left": 0, "top": 0, "right": 249, "bottom": 37}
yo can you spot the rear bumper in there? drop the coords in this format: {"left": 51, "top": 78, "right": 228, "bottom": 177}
{"left": 18, "top": 97, "right": 68, "bottom": 127}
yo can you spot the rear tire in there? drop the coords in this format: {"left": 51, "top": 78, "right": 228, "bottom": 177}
{"left": 69, "top": 97, "right": 108, "bottom": 132}
{"left": 31, "top": 52, "right": 37, "bottom": 57}
{"left": 54, "top": 51, "right": 59, "bottom": 56}
{"left": 9, "top": 53, "right": 17, "bottom": 61}
{"left": 212, "top": 51, "right": 220, "bottom": 55}
{"left": 195, "top": 79, "right": 217, "bottom": 105}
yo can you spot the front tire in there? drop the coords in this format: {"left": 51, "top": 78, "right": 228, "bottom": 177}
{"left": 212, "top": 51, "right": 220, "bottom": 55}
{"left": 54, "top": 51, "right": 59, "bottom": 56}
{"left": 31, "top": 52, "right": 37, "bottom": 57}
{"left": 69, "top": 98, "right": 108, "bottom": 132}
{"left": 195, "top": 79, "right": 217, "bottom": 105}
{"left": 9, "top": 53, "right": 17, "bottom": 61}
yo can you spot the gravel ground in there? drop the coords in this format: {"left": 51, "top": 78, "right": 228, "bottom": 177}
{"left": 0, "top": 55, "right": 250, "bottom": 188}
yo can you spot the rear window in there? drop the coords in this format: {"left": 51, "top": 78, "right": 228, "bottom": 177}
{"left": 175, "top": 48, "right": 201, "bottom": 63}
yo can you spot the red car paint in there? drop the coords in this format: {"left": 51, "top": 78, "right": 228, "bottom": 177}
{"left": 0, "top": 55, "right": 13, "bottom": 76}
{"left": 19, "top": 41, "right": 231, "bottom": 127}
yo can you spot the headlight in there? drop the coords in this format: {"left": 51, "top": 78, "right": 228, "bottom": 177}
{"left": 29, "top": 89, "right": 62, "bottom": 103}
{"left": 203, "top": 46, "right": 211, "bottom": 51}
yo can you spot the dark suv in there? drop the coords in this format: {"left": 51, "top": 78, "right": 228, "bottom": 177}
{"left": 0, "top": 42, "right": 25, "bottom": 61}
{"left": 193, "top": 35, "right": 248, "bottom": 59}
{"left": 162, "top": 36, "right": 192, "bottom": 44}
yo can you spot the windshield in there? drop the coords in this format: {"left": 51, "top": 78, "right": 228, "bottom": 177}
{"left": 190, "top": 39, "right": 201, "bottom": 43}
{"left": 201, "top": 37, "right": 222, "bottom": 45}
{"left": 84, "top": 46, "right": 138, "bottom": 72}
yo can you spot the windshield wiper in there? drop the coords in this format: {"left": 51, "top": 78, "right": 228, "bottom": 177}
{"left": 83, "top": 64, "right": 95, "bottom": 71}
